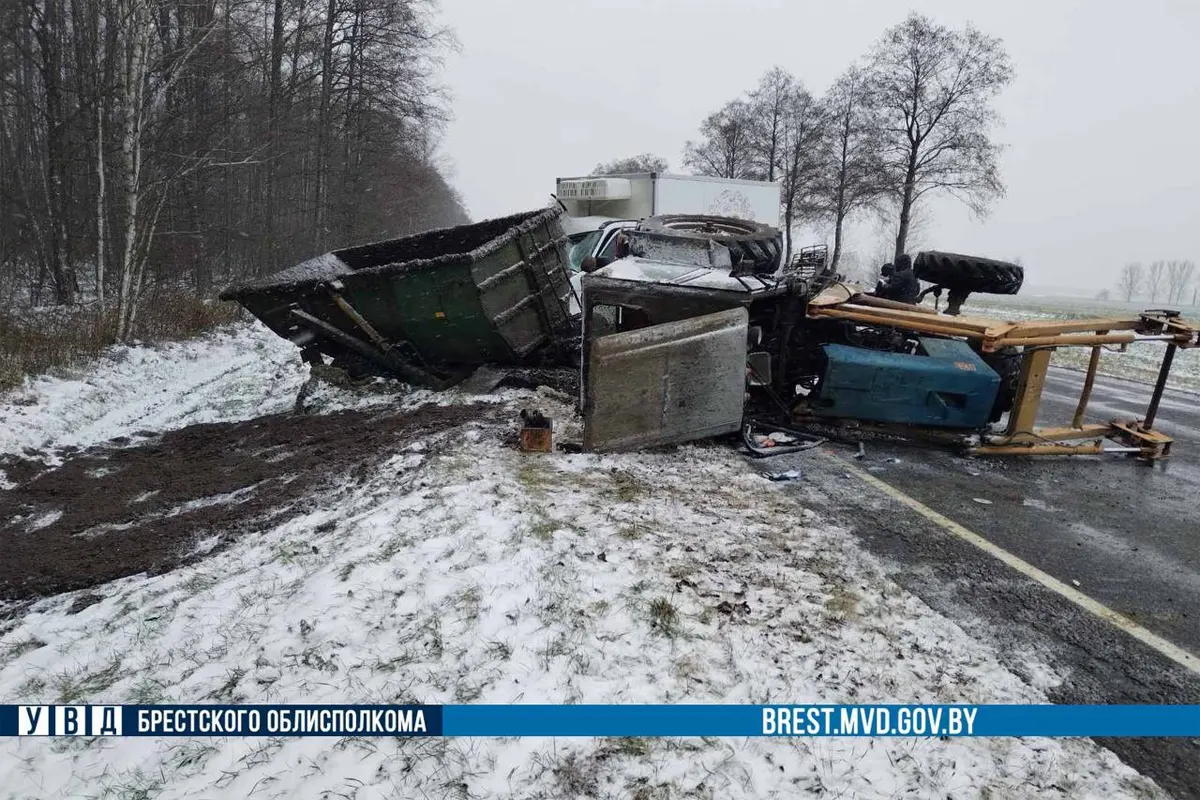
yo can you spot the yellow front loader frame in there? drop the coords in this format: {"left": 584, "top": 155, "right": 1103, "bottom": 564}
{"left": 806, "top": 286, "right": 1199, "bottom": 458}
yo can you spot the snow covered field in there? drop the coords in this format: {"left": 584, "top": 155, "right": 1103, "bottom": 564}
{"left": 0, "top": 322, "right": 1168, "bottom": 798}
{"left": 964, "top": 297, "right": 1200, "bottom": 393}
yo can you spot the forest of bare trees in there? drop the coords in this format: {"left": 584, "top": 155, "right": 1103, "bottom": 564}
{"left": 0, "top": 0, "right": 467, "bottom": 339}
{"left": 1117, "top": 261, "right": 1197, "bottom": 305}
{"left": 4, "top": 2, "right": 1193, "bottom": 387}
{"left": 682, "top": 13, "right": 1013, "bottom": 270}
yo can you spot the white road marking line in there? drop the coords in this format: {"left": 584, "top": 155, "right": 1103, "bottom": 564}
{"left": 834, "top": 456, "right": 1200, "bottom": 676}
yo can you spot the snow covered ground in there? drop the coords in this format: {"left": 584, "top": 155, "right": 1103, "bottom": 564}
{"left": 0, "top": 324, "right": 309, "bottom": 460}
{"left": 0, "top": 322, "right": 1168, "bottom": 799}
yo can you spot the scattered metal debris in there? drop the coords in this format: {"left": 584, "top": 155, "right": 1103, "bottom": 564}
{"left": 741, "top": 421, "right": 827, "bottom": 458}
{"left": 221, "top": 206, "right": 1198, "bottom": 462}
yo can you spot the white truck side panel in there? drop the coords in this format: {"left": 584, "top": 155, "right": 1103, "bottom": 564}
{"left": 652, "top": 175, "right": 781, "bottom": 226}
{"left": 557, "top": 173, "right": 780, "bottom": 226}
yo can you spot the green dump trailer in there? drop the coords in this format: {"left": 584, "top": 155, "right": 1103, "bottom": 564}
{"left": 220, "top": 207, "right": 577, "bottom": 386}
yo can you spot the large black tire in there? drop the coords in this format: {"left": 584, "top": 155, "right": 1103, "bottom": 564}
{"left": 913, "top": 251, "right": 1024, "bottom": 295}
{"left": 637, "top": 215, "right": 782, "bottom": 274}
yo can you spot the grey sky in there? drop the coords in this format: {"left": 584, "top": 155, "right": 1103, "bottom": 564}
{"left": 438, "top": 0, "right": 1200, "bottom": 293}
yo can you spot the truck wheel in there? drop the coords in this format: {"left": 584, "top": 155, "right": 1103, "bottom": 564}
{"left": 912, "top": 251, "right": 1024, "bottom": 295}
{"left": 637, "top": 215, "right": 782, "bottom": 273}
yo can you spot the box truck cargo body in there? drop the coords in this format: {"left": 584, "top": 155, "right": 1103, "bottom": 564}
{"left": 556, "top": 173, "right": 781, "bottom": 233}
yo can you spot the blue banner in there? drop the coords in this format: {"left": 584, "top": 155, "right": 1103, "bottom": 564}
{"left": 442, "top": 704, "right": 1200, "bottom": 737}
{"left": 2, "top": 704, "right": 1198, "bottom": 738}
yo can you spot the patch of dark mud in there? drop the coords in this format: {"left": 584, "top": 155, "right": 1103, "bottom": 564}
{"left": 495, "top": 367, "right": 578, "bottom": 397}
{"left": 67, "top": 592, "right": 104, "bottom": 614}
{"left": 0, "top": 402, "right": 495, "bottom": 602}
{"left": 0, "top": 453, "right": 47, "bottom": 486}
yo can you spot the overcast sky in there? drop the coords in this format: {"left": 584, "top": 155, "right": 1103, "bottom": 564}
{"left": 437, "top": 0, "right": 1200, "bottom": 293}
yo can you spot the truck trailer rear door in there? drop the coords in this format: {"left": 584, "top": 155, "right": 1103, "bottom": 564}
{"left": 583, "top": 307, "right": 748, "bottom": 451}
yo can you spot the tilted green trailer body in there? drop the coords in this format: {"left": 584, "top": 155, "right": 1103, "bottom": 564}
{"left": 219, "top": 207, "right": 577, "bottom": 383}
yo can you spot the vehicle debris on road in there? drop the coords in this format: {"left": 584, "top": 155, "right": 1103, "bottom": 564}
{"left": 221, "top": 205, "right": 1200, "bottom": 462}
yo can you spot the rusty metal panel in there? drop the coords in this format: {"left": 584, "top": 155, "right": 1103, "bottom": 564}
{"left": 584, "top": 307, "right": 748, "bottom": 452}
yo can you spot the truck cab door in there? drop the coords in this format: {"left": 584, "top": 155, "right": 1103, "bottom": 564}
{"left": 583, "top": 306, "right": 748, "bottom": 452}
{"left": 567, "top": 220, "right": 639, "bottom": 317}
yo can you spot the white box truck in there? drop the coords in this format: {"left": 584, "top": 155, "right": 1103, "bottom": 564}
{"left": 555, "top": 173, "right": 781, "bottom": 274}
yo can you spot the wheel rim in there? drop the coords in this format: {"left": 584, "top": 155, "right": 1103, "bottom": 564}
{"left": 658, "top": 219, "right": 761, "bottom": 237}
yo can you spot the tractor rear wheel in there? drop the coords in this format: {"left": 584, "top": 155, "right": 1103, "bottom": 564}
{"left": 637, "top": 215, "right": 782, "bottom": 274}
{"left": 913, "top": 251, "right": 1024, "bottom": 295}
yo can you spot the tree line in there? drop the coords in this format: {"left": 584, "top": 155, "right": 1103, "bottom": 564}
{"left": 0, "top": 0, "right": 467, "bottom": 339}
{"left": 1116, "top": 261, "right": 1197, "bottom": 306}
{"left": 603, "top": 16, "right": 1197, "bottom": 306}
{"left": 680, "top": 13, "right": 1013, "bottom": 273}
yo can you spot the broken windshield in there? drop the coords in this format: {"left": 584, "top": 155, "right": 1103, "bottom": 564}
{"left": 566, "top": 231, "right": 601, "bottom": 272}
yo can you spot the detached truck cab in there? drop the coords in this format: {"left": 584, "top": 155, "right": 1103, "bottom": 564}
{"left": 557, "top": 173, "right": 781, "bottom": 267}
{"left": 556, "top": 172, "right": 782, "bottom": 311}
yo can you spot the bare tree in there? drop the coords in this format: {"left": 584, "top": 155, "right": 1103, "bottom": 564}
{"left": 834, "top": 249, "right": 876, "bottom": 285}
{"left": 683, "top": 99, "right": 757, "bottom": 179}
{"left": 590, "top": 154, "right": 669, "bottom": 175}
{"left": 813, "top": 66, "right": 884, "bottom": 272}
{"left": 0, "top": 0, "right": 466, "bottom": 338}
{"left": 30, "top": 0, "right": 77, "bottom": 303}
{"left": 1166, "top": 259, "right": 1195, "bottom": 304}
{"left": 1117, "top": 262, "right": 1143, "bottom": 302}
{"left": 776, "top": 85, "right": 825, "bottom": 261}
{"left": 112, "top": 0, "right": 156, "bottom": 340}
{"left": 686, "top": 70, "right": 823, "bottom": 259}
{"left": 865, "top": 13, "right": 1014, "bottom": 260}
{"left": 745, "top": 67, "right": 793, "bottom": 182}
{"left": 1146, "top": 260, "right": 1167, "bottom": 302}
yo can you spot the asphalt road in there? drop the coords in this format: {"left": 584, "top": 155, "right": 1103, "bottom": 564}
{"left": 860, "top": 368, "right": 1200, "bottom": 655}
{"left": 762, "top": 368, "right": 1200, "bottom": 799}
